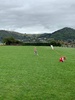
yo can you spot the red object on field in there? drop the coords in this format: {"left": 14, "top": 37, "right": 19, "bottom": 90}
{"left": 59, "top": 57, "right": 66, "bottom": 62}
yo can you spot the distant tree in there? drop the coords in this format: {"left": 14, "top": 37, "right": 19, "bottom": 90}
{"left": 3, "top": 37, "right": 23, "bottom": 45}
{"left": 50, "top": 40, "right": 61, "bottom": 46}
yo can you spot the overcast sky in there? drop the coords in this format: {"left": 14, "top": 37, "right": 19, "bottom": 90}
{"left": 0, "top": 0, "right": 75, "bottom": 34}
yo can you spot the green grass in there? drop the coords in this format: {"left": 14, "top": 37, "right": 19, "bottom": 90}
{"left": 0, "top": 46, "right": 75, "bottom": 100}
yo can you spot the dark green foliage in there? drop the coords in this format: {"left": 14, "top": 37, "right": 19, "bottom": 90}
{"left": 23, "top": 42, "right": 61, "bottom": 46}
{"left": 50, "top": 41, "right": 61, "bottom": 46}
{"left": 3, "top": 37, "right": 23, "bottom": 45}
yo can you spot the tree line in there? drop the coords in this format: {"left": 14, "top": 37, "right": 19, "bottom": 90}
{"left": 3, "top": 36, "right": 75, "bottom": 47}
{"left": 3, "top": 37, "right": 61, "bottom": 46}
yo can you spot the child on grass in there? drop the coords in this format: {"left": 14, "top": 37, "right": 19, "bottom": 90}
{"left": 34, "top": 47, "right": 38, "bottom": 55}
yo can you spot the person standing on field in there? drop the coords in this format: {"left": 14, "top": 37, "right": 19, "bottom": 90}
{"left": 34, "top": 47, "right": 38, "bottom": 55}
{"left": 51, "top": 45, "right": 54, "bottom": 50}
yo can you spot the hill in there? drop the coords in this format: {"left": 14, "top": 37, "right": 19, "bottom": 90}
{"left": 0, "top": 30, "right": 33, "bottom": 42}
{"left": 51, "top": 27, "right": 75, "bottom": 41}
{"left": 0, "top": 30, "right": 24, "bottom": 42}
{"left": 0, "top": 27, "right": 75, "bottom": 43}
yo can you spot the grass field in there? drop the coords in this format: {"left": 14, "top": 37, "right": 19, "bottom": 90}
{"left": 0, "top": 46, "right": 75, "bottom": 100}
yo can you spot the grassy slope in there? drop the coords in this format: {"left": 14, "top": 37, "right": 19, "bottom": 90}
{"left": 0, "top": 46, "right": 75, "bottom": 100}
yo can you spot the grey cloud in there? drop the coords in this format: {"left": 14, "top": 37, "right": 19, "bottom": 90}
{"left": 0, "top": 0, "right": 75, "bottom": 33}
